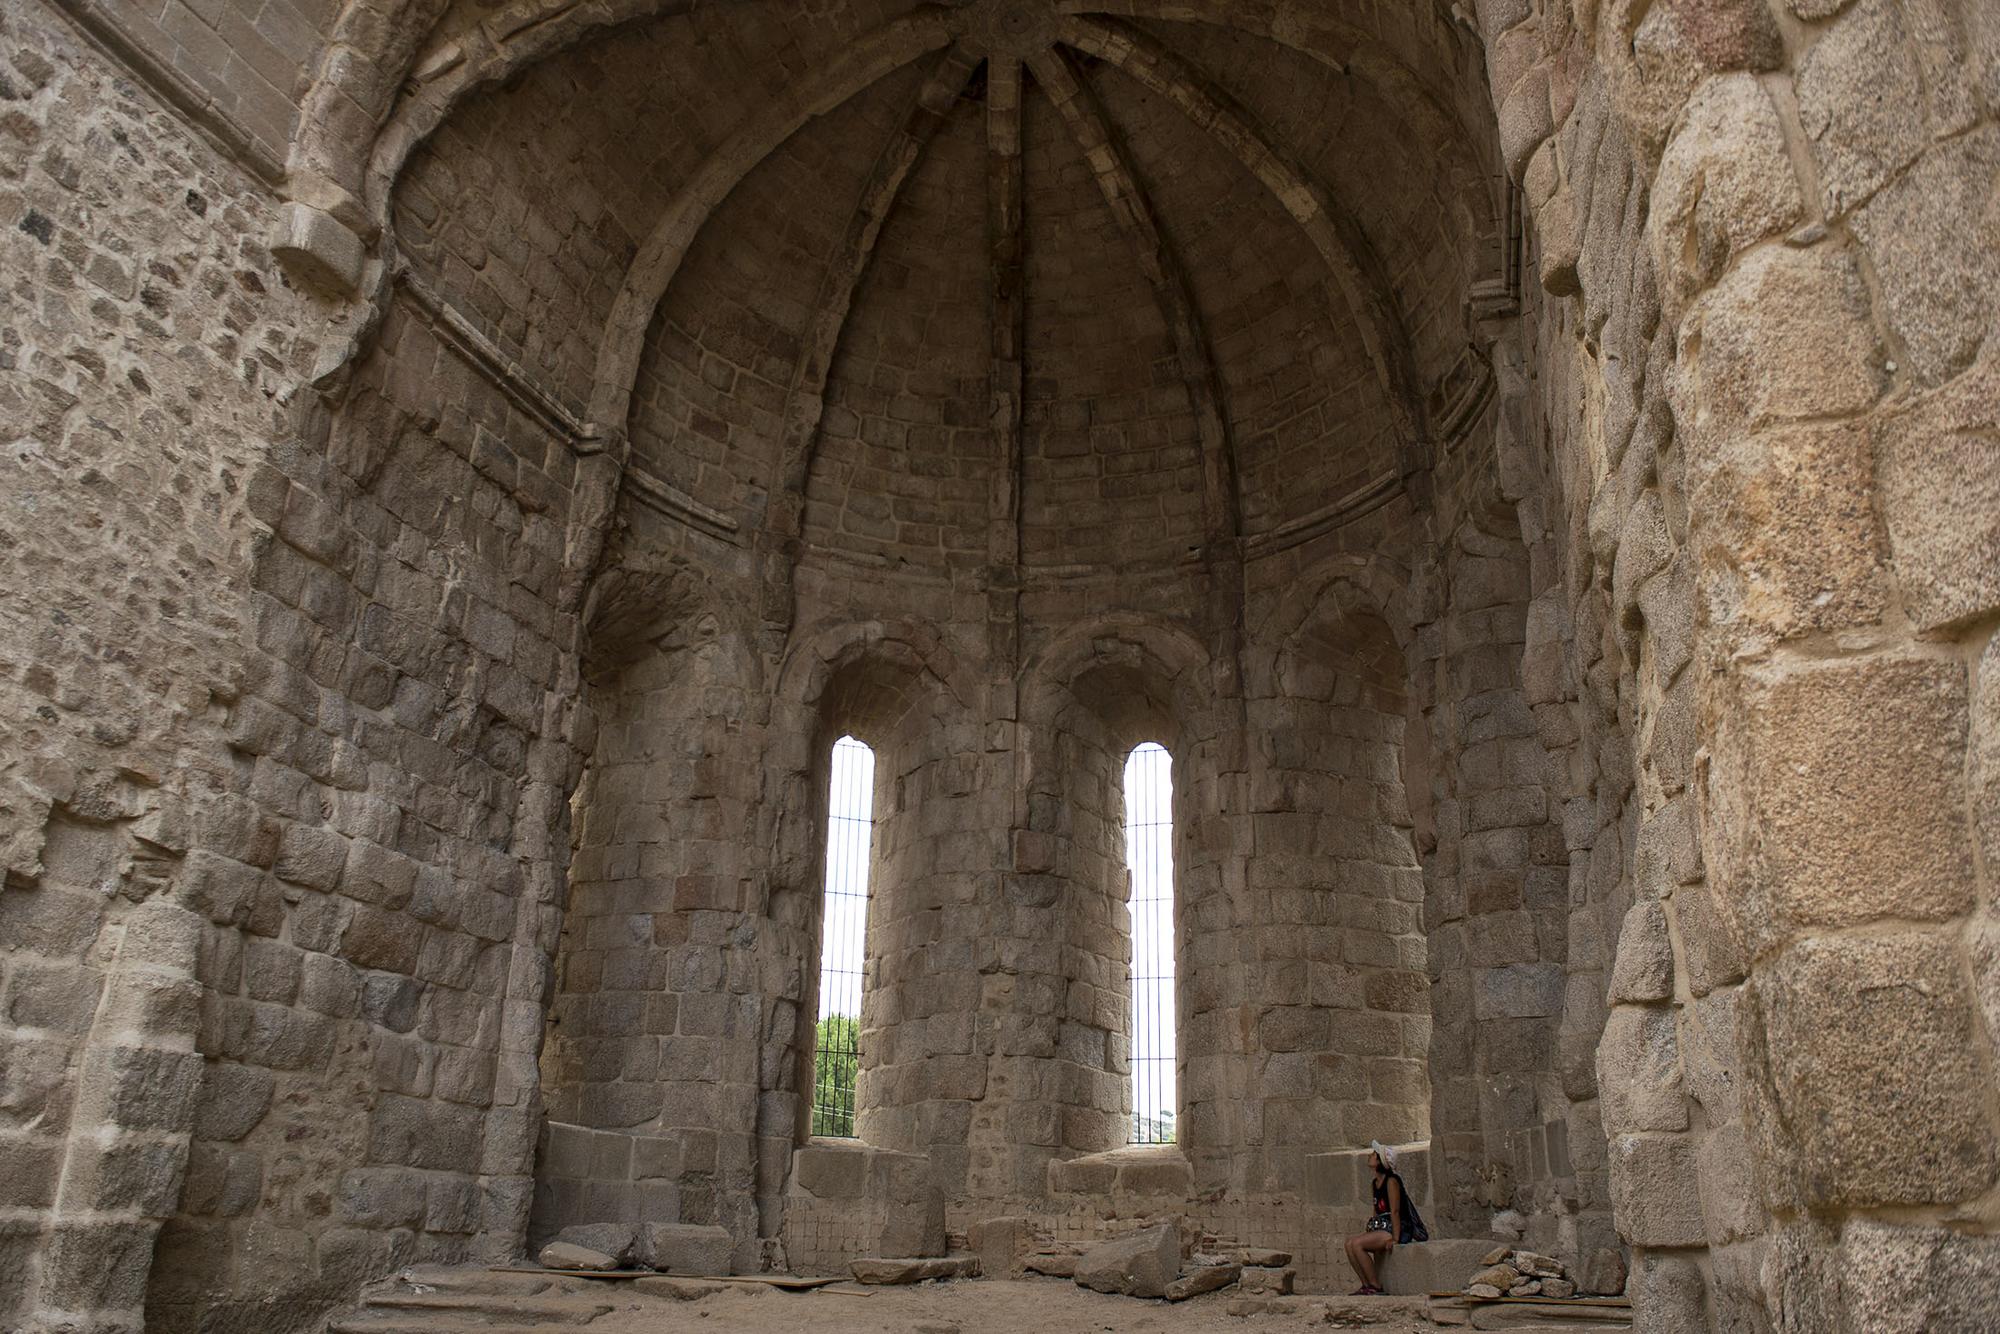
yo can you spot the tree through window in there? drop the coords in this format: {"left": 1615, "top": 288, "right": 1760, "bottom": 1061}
{"left": 1125, "top": 742, "right": 1175, "bottom": 1144}
{"left": 813, "top": 735, "right": 874, "bottom": 1137}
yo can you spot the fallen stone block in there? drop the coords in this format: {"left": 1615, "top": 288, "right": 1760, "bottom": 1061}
{"left": 1238, "top": 1266, "right": 1293, "bottom": 1295}
{"left": 1024, "top": 1251, "right": 1079, "bottom": 1277}
{"left": 638, "top": 1222, "right": 733, "bottom": 1276}
{"left": 1468, "top": 1265, "right": 1517, "bottom": 1291}
{"left": 1074, "top": 1223, "right": 1180, "bottom": 1298}
{"left": 969, "top": 1216, "right": 1028, "bottom": 1278}
{"left": 1542, "top": 1278, "right": 1577, "bottom": 1299}
{"left": 537, "top": 1242, "right": 619, "bottom": 1272}
{"left": 553, "top": 1223, "right": 638, "bottom": 1265}
{"left": 850, "top": 1255, "right": 979, "bottom": 1285}
{"left": 1165, "top": 1263, "right": 1240, "bottom": 1300}
{"left": 1237, "top": 1247, "right": 1292, "bottom": 1267}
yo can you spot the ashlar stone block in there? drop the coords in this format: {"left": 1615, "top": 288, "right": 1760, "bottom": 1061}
{"left": 1607, "top": 1133, "right": 1705, "bottom": 1247}
{"left": 1746, "top": 931, "right": 1998, "bottom": 1209}
{"left": 1709, "top": 656, "right": 1974, "bottom": 951}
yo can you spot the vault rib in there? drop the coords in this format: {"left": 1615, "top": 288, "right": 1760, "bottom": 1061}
{"left": 1056, "top": 0, "right": 1486, "bottom": 197}
{"left": 1029, "top": 45, "right": 1241, "bottom": 547}
{"left": 987, "top": 54, "right": 1028, "bottom": 579}
{"left": 755, "top": 44, "right": 981, "bottom": 649}
{"left": 1059, "top": 15, "right": 1431, "bottom": 466}
{"left": 770, "top": 44, "right": 985, "bottom": 542}
{"left": 587, "top": 12, "right": 957, "bottom": 436}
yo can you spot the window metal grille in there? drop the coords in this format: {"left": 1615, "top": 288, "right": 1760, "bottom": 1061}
{"left": 813, "top": 735, "right": 874, "bottom": 1138}
{"left": 1125, "top": 742, "right": 1176, "bottom": 1144}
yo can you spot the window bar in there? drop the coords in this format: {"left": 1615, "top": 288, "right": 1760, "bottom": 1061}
{"left": 1126, "top": 742, "right": 1174, "bottom": 1144}
{"left": 814, "top": 736, "right": 874, "bottom": 1137}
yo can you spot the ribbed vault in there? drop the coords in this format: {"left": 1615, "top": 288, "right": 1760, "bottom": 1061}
{"left": 384, "top": 0, "right": 1503, "bottom": 577}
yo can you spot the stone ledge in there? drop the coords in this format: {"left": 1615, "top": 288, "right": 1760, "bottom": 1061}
{"left": 1047, "top": 1144, "right": 1192, "bottom": 1198}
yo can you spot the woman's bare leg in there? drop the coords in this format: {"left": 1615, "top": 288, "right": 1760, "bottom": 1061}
{"left": 1355, "top": 1232, "right": 1394, "bottom": 1288}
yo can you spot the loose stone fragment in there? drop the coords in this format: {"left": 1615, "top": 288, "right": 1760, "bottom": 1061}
{"left": 850, "top": 1255, "right": 979, "bottom": 1284}
{"left": 1164, "top": 1263, "right": 1240, "bottom": 1300}
{"left": 1023, "top": 1251, "right": 1080, "bottom": 1278}
{"left": 1237, "top": 1266, "right": 1293, "bottom": 1295}
{"left": 537, "top": 1242, "right": 619, "bottom": 1272}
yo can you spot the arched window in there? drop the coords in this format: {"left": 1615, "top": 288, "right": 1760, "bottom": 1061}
{"left": 1125, "top": 742, "right": 1175, "bottom": 1144}
{"left": 813, "top": 735, "right": 875, "bottom": 1137}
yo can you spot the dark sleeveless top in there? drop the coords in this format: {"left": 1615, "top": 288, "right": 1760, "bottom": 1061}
{"left": 1373, "top": 1170, "right": 1429, "bottom": 1245}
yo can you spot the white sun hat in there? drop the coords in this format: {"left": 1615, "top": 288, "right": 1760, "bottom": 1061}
{"left": 1369, "top": 1140, "right": 1397, "bottom": 1170}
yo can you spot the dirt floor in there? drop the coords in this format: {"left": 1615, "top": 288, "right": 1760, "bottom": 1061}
{"left": 525, "top": 1276, "right": 1427, "bottom": 1333}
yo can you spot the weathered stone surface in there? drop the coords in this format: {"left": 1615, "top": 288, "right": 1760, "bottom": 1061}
{"left": 1164, "top": 1262, "right": 1240, "bottom": 1300}
{"left": 1873, "top": 353, "right": 2000, "bottom": 631}
{"left": 1681, "top": 243, "right": 1884, "bottom": 436}
{"left": 1236, "top": 1247, "right": 1291, "bottom": 1268}
{"left": 1709, "top": 658, "right": 1975, "bottom": 952}
{"left": 1849, "top": 127, "right": 2000, "bottom": 384}
{"left": 1581, "top": 1247, "right": 1627, "bottom": 1297}
{"left": 1672, "top": 886, "right": 1744, "bottom": 997}
{"left": 1745, "top": 932, "right": 1999, "bottom": 1209}
{"left": 850, "top": 1254, "right": 977, "bottom": 1285}
{"left": 1648, "top": 73, "right": 1804, "bottom": 319}
{"left": 1606, "top": 903, "right": 1672, "bottom": 1003}
{"left": 1607, "top": 1134, "right": 1705, "bottom": 1247}
{"left": 967, "top": 1215, "right": 1027, "bottom": 1279}
{"left": 1598, "top": 1006, "right": 1689, "bottom": 1134}
{"left": 1024, "top": 1251, "right": 1080, "bottom": 1278}
{"left": 1073, "top": 1224, "right": 1180, "bottom": 1299}
{"left": 1686, "top": 419, "right": 1888, "bottom": 640}
{"left": 638, "top": 1222, "right": 732, "bottom": 1276}
{"left": 1236, "top": 1265, "right": 1292, "bottom": 1295}
{"left": 1795, "top": 0, "right": 1935, "bottom": 215}
{"left": 537, "top": 1242, "right": 619, "bottom": 1272}
{"left": 270, "top": 202, "right": 365, "bottom": 296}
{"left": 1628, "top": 1252, "right": 1708, "bottom": 1334}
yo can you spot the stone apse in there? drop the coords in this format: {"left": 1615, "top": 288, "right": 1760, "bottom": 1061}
{"left": 1, "top": 0, "right": 1997, "bottom": 1330}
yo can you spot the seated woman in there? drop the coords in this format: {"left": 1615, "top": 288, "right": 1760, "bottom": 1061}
{"left": 1344, "top": 1141, "right": 1427, "bottom": 1295}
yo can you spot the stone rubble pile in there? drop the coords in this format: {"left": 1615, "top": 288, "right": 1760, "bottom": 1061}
{"left": 1461, "top": 1246, "right": 1579, "bottom": 1300}
{"left": 1023, "top": 1223, "right": 1294, "bottom": 1302}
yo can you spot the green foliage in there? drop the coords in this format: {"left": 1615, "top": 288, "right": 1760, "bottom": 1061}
{"left": 812, "top": 1013, "right": 860, "bottom": 1137}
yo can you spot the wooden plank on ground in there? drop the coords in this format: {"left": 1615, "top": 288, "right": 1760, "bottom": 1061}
{"left": 487, "top": 1266, "right": 844, "bottom": 1290}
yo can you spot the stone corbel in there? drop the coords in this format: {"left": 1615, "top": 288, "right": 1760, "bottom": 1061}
{"left": 271, "top": 172, "right": 374, "bottom": 298}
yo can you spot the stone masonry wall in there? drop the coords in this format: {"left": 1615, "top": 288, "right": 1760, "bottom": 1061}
{"left": 1483, "top": 0, "right": 2000, "bottom": 1327}
{"left": 2, "top": 9, "right": 591, "bottom": 1331}
{"left": 0, "top": 9, "right": 340, "bottom": 1330}
{"left": 8, "top": 1, "right": 2000, "bottom": 1330}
